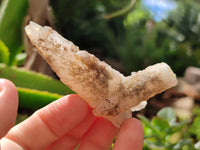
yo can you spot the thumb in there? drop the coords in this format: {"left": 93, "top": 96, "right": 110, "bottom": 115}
{"left": 0, "top": 79, "right": 18, "bottom": 138}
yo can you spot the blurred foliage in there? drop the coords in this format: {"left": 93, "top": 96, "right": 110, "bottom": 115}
{"left": 50, "top": 0, "right": 128, "bottom": 58}
{"left": 0, "top": 63, "right": 74, "bottom": 109}
{"left": 0, "top": 0, "right": 74, "bottom": 110}
{"left": 17, "top": 87, "right": 62, "bottom": 110}
{"left": 0, "top": 63, "right": 73, "bottom": 95}
{"left": 166, "top": 0, "right": 200, "bottom": 75}
{"left": 0, "top": 0, "right": 28, "bottom": 65}
{"left": 1, "top": 0, "right": 199, "bottom": 75}
{"left": 189, "top": 106, "right": 200, "bottom": 141}
{"left": 0, "top": 40, "right": 9, "bottom": 65}
{"left": 50, "top": 0, "right": 200, "bottom": 75}
{"left": 111, "top": 107, "right": 200, "bottom": 150}
{"left": 0, "top": 0, "right": 200, "bottom": 75}
{"left": 16, "top": 113, "right": 29, "bottom": 124}
{"left": 187, "top": 106, "right": 200, "bottom": 150}
{"left": 139, "top": 107, "right": 194, "bottom": 150}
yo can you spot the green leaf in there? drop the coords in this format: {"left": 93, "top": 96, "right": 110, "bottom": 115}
{"left": 0, "top": 40, "right": 9, "bottom": 64}
{"left": 189, "top": 116, "right": 200, "bottom": 140}
{"left": 15, "top": 52, "right": 27, "bottom": 66}
{"left": 144, "top": 140, "right": 165, "bottom": 149}
{"left": 138, "top": 115, "right": 159, "bottom": 134}
{"left": 157, "top": 107, "right": 176, "bottom": 126}
{"left": 17, "top": 87, "right": 62, "bottom": 110}
{"left": 16, "top": 113, "right": 28, "bottom": 124}
{"left": 124, "top": 9, "right": 149, "bottom": 26}
{"left": 0, "top": 63, "right": 74, "bottom": 95}
{"left": 168, "top": 119, "right": 190, "bottom": 134}
{"left": 138, "top": 115, "right": 152, "bottom": 128}
{"left": 173, "top": 139, "right": 193, "bottom": 149}
{"left": 0, "top": 0, "right": 28, "bottom": 65}
{"left": 192, "top": 106, "right": 200, "bottom": 116}
{"left": 151, "top": 117, "right": 170, "bottom": 132}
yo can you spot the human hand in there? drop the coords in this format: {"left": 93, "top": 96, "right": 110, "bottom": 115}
{"left": 0, "top": 78, "right": 144, "bottom": 150}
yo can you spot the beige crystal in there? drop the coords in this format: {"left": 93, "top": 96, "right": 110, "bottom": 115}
{"left": 25, "top": 22, "right": 177, "bottom": 127}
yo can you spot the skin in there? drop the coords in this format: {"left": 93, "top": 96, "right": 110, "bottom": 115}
{"left": 0, "top": 78, "right": 144, "bottom": 150}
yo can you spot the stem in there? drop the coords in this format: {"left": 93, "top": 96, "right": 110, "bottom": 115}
{"left": 104, "top": 0, "right": 136, "bottom": 20}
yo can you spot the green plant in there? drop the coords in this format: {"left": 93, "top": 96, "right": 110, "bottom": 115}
{"left": 0, "top": 0, "right": 28, "bottom": 65}
{"left": 189, "top": 106, "right": 200, "bottom": 141}
{"left": 49, "top": 0, "right": 200, "bottom": 76}
{"left": 0, "top": 62, "right": 74, "bottom": 110}
{"left": 139, "top": 107, "right": 194, "bottom": 150}
{"left": 0, "top": 0, "right": 74, "bottom": 110}
{"left": 188, "top": 106, "right": 200, "bottom": 150}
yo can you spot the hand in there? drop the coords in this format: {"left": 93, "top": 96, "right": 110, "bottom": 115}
{"left": 0, "top": 78, "right": 144, "bottom": 150}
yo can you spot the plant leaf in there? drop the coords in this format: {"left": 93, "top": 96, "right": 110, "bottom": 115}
{"left": 173, "top": 139, "right": 193, "bottom": 149}
{"left": 157, "top": 107, "right": 176, "bottom": 126}
{"left": 138, "top": 115, "right": 159, "bottom": 134}
{"left": 16, "top": 113, "right": 28, "bottom": 124}
{"left": 151, "top": 117, "right": 170, "bottom": 132}
{"left": 17, "top": 87, "right": 62, "bottom": 110}
{"left": 15, "top": 52, "right": 27, "bottom": 66}
{"left": 0, "top": 63, "right": 74, "bottom": 95}
{"left": 144, "top": 140, "right": 165, "bottom": 149}
{"left": 0, "top": 40, "right": 9, "bottom": 64}
{"left": 0, "top": 0, "right": 28, "bottom": 65}
{"left": 168, "top": 119, "right": 190, "bottom": 134}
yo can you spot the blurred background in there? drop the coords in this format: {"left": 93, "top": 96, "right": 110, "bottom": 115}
{"left": 1, "top": 0, "right": 200, "bottom": 149}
